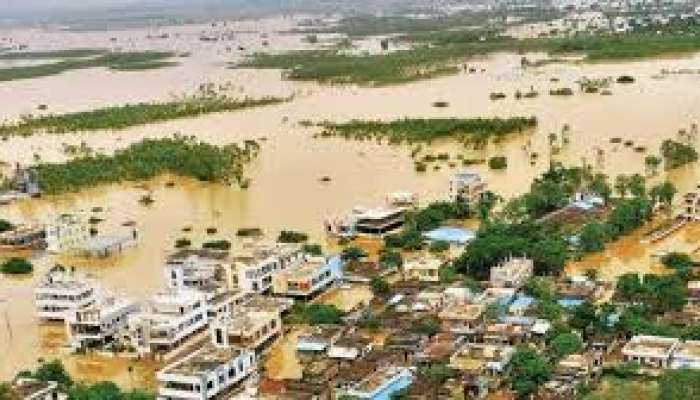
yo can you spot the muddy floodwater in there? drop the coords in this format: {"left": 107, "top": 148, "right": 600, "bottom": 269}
{"left": 3, "top": 17, "right": 700, "bottom": 383}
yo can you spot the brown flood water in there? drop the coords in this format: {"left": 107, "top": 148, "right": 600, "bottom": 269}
{"left": 2, "top": 19, "right": 700, "bottom": 383}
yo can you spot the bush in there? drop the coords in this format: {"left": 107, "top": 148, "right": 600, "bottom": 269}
{"left": 429, "top": 240, "right": 450, "bottom": 253}
{"left": 236, "top": 227, "right": 263, "bottom": 237}
{"left": 306, "top": 304, "right": 343, "bottom": 324}
{"left": 341, "top": 246, "right": 367, "bottom": 261}
{"left": 1, "top": 257, "right": 33, "bottom": 274}
{"left": 174, "top": 238, "right": 191, "bottom": 248}
{"left": 277, "top": 230, "right": 308, "bottom": 243}
{"left": 302, "top": 243, "right": 323, "bottom": 256}
{"left": 0, "top": 219, "right": 14, "bottom": 232}
{"left": 370, "top": 277, "right": 391, "bottom": 297}
{"left": 488, "top": 156, "right": 507, "bottom": 170}
{"left": 202, "top": 240, "right": 231, "bottom": 250}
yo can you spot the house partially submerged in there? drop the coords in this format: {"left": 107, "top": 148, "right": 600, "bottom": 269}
{"left": 66, "top": 294, "right": 139, "bottom": 351}
{"left": 128, "top": 289, "right": 209, "bottom": 354}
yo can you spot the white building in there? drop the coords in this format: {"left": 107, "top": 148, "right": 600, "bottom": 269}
{"left": 157, "top": 344, "right": 256, "bottom": 400}
{"left": 164, "top": 249, "right": 234, "bottom": 291}
{"left": 211, "top": 309, "right": 281, "bottom": 351}
{"left": 449, "top": 170, "right": 487, "bottom": 206}
{"left": 34, "top": 267, "right": 97, "bottom": 321}
{"left": 231, "top": 242, "right": 304, "bottom": 293}
{"left": 489, "top": 257, "right": 534, "bottom": 289}
{"left": 66, "top": 294, "right": 139, "bottom": 351}
{"left": 46, "top": 213, "right": 90, "bottom": 253}
{"left": 272, "top": 255, "right": 343, "bottom": 298}
{"left": 325, "top": 206, "right": 407, "bottom": 238}
{"left": 128, "top": 289, "right": 208, "bottom": 354}
{"left": 622, "top": 335, "right": 680, "bottom": 369}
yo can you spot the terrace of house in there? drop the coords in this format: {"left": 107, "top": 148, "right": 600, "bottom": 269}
{"left": 623, "top": 341, "right": 677, "bottom": 357}
{"left": 166, "top": 348, "right": 243, "bottom": 377}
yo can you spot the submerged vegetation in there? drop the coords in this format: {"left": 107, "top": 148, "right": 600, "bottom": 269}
{"left": 0, "top": 94, "right": 288, "bottom": 137}
{"left": 32, "top": 136, "right": 259, "bottom": 194}
{"left": 0, "top": 50, "right": 180, "bottom": 82}
{"left": 317, "top": 117, "right": 537, "bottom": 144}
{"left": 245, "top": 16, "right": 700, "bottom": 85}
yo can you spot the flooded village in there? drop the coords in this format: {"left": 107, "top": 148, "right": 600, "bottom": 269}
{"left": 2, "top": 0, "right": 700, "bottom": 399}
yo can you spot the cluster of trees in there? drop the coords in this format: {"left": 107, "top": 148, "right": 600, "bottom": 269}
{"left": 33, "top": 136, "right": 259, "bottom": 194}
{"left": 661, "top": 139, "right": 698, "bottom": 169}
{"left": 577, "top": 178, "right": 675, "bottom": 253}
{"left": 503, "top": 165, "right": 611, "bottom": 221}
{"left": 454, "top": 221, "right": 568, "bottom": 278}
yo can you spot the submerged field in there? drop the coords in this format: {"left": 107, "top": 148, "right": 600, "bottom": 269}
{"left": 244, "top": 18, "right": 700, "bottom": 85}
{"left": 0, "top": 49, "right": 180, "bottom": 82}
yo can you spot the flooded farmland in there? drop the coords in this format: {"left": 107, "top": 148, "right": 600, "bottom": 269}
{"left": 2, "top": 15, "right": 700, "bottom": 384}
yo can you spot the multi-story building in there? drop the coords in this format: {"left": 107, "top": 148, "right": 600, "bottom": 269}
{"left": 272, "top": 255, "right": 343, "bottom": 298}
{"left": 231, "top": 242, "right": 304, "bottom": 293}
{"left": 449, "top": 170, "right": 487, "bottom": 206}
{"left": 157, "top": 344, "right": 256, "bottom": 400}
{"left": 403, "top": 256, "right": 443, "bottom": 282}
{"left": 128, "top": 289, "right": 208, "bottom": 354}
{"left": 46, "top": 213, "right": 90, "bottom": 253}
{"left": 489, "top": 257, "right": 534, "bottom": 289}
{"left": 211, "top": 310, "right": 281, "bottom": 352}
{"left": 164, "top": 249, "right": 234, "bottom": 291}
{"left": 65, "top": 294, "right": 139, "bottom": 351}
{"left": 34, "top": 267, "right": 97, "bottom": 321}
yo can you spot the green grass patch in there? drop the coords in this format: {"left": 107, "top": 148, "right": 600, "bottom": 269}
{"left": 32, "top": 136, "right": 260, "bottom": 194}
{"left": 0, "top": 96, "right": 287, "bottom": 137}
{"left": 317, "top": 117, "right": 537, "bottom": 144}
